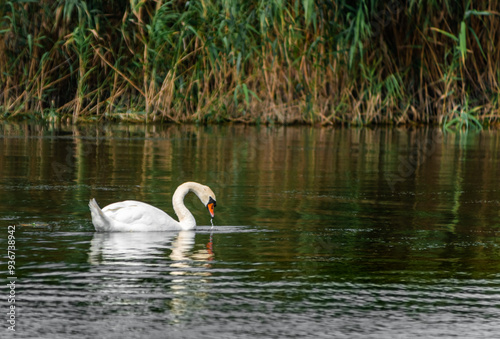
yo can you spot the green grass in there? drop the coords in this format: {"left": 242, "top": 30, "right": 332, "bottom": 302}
{"left": 1, "top": 0, "right": 500, "bottom": 126}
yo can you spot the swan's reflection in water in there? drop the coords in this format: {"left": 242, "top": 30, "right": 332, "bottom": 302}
{"left": 88, "top": 230, "right": 214, "bottom": 323}
{"left": 88, "top": 231, "right": 178, "bottom": 264}
{"left": 88, "top": 230, "right": 213, "bottom": 264}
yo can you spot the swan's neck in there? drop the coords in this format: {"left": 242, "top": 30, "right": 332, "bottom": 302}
{"left": 172, "top": 182, "right": 205, "bottom": 230}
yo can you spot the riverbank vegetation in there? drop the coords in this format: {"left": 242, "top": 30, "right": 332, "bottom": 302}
{"left": 1, "top": 1, "right": 499, "bottom": 126}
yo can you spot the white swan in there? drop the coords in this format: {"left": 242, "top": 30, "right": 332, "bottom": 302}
{"left": 89, "top": 182, "right": 216, "bottom": 232}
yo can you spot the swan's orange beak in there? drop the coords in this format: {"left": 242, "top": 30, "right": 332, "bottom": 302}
{"left": 207, "top": 196, "right": 216, "bottom": 218}
{"left": 207, "top": 202, "right": 215, "bottom": 218}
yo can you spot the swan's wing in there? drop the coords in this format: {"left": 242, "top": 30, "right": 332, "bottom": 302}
{"left": 102, "top": 200, "right": 176, "bottom": 226}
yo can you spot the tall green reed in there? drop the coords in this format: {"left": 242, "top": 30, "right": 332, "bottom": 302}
{"left": 0, "top": 0, "right": 499, "bottom": 126}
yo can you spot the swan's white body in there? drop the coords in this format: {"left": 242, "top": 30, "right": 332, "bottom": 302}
{"left": 89, "top": 182, "right": 216, "bottom": 232}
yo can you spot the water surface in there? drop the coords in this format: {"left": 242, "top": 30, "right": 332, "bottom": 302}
{"left": 1, "top": 123, "right": 500, "bottom": 338}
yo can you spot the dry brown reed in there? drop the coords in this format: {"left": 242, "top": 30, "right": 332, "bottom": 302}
{"left": 0, "top": 1, "right": 499, "bottom": 127}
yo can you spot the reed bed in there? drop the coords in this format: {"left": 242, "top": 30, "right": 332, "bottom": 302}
{"left": 1, "top": 0, "right": 499, "bottom": 126}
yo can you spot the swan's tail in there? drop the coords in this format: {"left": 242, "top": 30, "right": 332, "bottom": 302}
{"left": 89, "top": 198, "right": 111, "bottom": 232}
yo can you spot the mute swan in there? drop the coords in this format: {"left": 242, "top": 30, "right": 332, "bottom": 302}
{"left": 89, "top": 182, "right": 216, "bottom": 232}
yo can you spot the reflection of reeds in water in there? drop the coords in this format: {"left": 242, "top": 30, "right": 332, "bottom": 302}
{"left": 1, "top": 123, "right": 499, "bottom": 237}
{"left": 1, "top": 1, "right": 500, "bottom": 125}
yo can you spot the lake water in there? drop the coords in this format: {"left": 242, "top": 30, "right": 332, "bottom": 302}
{"left": 1, "top": 122, "right": 500, "bottom": 338}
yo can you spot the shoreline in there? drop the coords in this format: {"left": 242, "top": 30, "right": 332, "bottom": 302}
{"left": 1, "top": 116, "right": 499, "bottom": 132}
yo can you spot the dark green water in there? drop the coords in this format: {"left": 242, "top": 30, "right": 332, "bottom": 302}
{"left": 1, "top": 122, "right": 500, "bottom": 338}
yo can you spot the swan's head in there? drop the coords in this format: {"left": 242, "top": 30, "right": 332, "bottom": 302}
{"left": 205, "top": 187, "right": 217, "bottom": 218}
{"left": 199, "top": 185, "right": 217, "bottom": 218}
{"left": 207, "top": 196, "right": 216, "bottom": 218}
{"left": 178, "top": 182, "right": 217, "bottom": 219}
